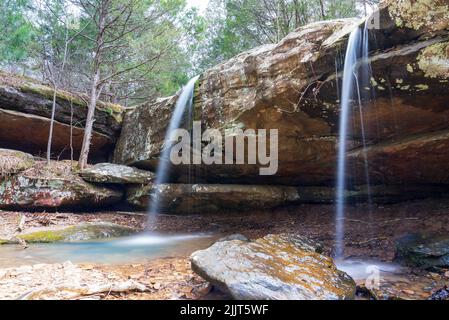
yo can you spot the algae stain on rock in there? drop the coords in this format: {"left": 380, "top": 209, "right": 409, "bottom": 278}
{"left": 388, "top": 0, "right": 449, "bottom": 31}
{"left": 417, "top": 41, "right": 449, "bottom": 79}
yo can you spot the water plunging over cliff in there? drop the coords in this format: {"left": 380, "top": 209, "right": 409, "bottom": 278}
{"left": 147, "top": 76, "right": 199, "bottom": 223}
{"left": 335, "top": 21, "right": 372, "bottom": 260}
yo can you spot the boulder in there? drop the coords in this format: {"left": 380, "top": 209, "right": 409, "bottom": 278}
{"left": 395, "top": 233, "right": 449, "bottom": 269}
{"left": 17, "top": 222, "right": 136, "bottom": 243}
{"left": 80, "top": 163, "right": 154, "bottom": 184}
{"left": 0, "top": 149, "right": 34, "bottom": 177}
{"left": 113, "top": 0, "right": 449, "bottom": 189}
{"left": 126, "top": 183, "right": 300, "bottom": 213}
{"left": 0, "top": 72, "right": 123, "bottom": 161}
{"left": 0, "top": 161, "right": 123, "bottom": 210}
{"left": 190, "top": 234, "right": 355, "bottom": 300}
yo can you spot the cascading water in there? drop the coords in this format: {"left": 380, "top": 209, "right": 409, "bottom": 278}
{"left": 335, "top": 20, "right": 372, "bottom": 260}
{"left": 147, "top": 75, "right": 199, "bottom": 225}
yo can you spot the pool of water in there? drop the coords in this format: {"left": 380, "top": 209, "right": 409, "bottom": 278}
{"left": 0, "top": 232, "right": 215, "bottom": 268}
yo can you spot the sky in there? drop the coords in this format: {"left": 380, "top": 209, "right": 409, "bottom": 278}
{"left": 187, "top": 0, "right": 210, "bottom": 14}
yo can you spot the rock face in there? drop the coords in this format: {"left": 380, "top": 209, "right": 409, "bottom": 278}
{"left": 0, "top": 161, "right": 123, "bottom": 210}
{"left": 126, "top": 183, "right": 300, "bottom": 213}
{"left": 0, "top": 149, "right": 34, "bottom": 177}
{"left": 190, "top": 234, "right": 355, "bottom": 300}
{"left": 0, "top": 72, "right": 123, "bottom": 162}
{"left": 81, "top": 163, "right": 154, "bottom": 184}
{"left": 395, "top": 234, "right": 449, "bottom": 269}
{"left": 114, "top": 0, "right": 449, "bottom": 190}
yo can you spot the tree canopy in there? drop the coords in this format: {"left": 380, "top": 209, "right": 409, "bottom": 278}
{"left": 0, "top": 0, "right": 375, "bottom": 104}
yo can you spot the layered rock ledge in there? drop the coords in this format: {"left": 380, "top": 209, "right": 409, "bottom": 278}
{"left": 0, "top": 72, "right": 124, "bottom": 162}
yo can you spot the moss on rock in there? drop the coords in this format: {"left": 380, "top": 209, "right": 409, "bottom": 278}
{"left": 417, "top": 41, "right": 449, "bottom": 79}
{"left": 18, "top": 223, "right": 136, "bottom": 243}
{"left": 388, "top": 0, "right": 449, "bottom": 31}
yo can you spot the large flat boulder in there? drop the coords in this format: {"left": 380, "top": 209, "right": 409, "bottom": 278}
{"left": 0, "top": 161, "right": 123, "bottom": 210}
{"left": 113, "top": 0, "right": 449, "bottom": 188}
{"left": 126, "top": 183, "right": 300, "bottom": 213}
{"left": 0, "top": 72, "right": 123, "bottom": 161}
{"left": 190, "top": 234, "right": 356, "bottom": 300}
{"left": 81, "top": 163, "right": 154, "bottom": 184}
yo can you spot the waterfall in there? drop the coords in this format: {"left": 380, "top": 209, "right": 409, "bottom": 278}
{"left": 147, "top": 76, "right": 199, "bottom": 224}
{"left": 335, "top": 20, "right": 371, "bottom": 260}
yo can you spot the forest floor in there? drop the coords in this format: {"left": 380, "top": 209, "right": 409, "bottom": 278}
{"left": 1, "top": 197, "right": 449, "bottom": 299}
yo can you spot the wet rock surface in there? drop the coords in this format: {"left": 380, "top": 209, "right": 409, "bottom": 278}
{"left": 0, "top": 161, "right": 123, "bottom": 210}
{"left": 81, "top": 163, "right": 154, "bottom": 184}
{"left": 395, "top": 233, "right": 449, "bottom": 269}
{"left": 191, "top": 234, "right": 356, "bottom": 300}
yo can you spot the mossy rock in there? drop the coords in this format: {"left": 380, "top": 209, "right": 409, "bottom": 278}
{"left": 0, "top": 149, "right": 35, "bottom": 177}
{"left": 0, "top": 160, "right": 123, "bottom": 210}
{"left": 18, "top": 223, "right": 137, "bottom": 243}
{"left": 19, "top": 83, "right": 123, "bottom": 120}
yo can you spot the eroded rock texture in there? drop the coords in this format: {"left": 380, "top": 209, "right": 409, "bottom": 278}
{"left": 126, "top": 183, "right": 300, "bottom": 213}
{"left": 191, "top": 234, "right": 356, "bottom": 300}
{"left": 114, "top": 0, "right": 449, "bottom": 189}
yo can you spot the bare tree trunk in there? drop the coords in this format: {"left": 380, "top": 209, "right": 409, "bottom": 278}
{"left": 78, "top": 3, "right": 106, "bottom": 170}
{"left": 78, "top": 69, "right": 99, "bottom": 170}
{"left": 46, "top": 20, "right": 70, "bottom": 165}
{"left": 292, "top": 0, "right": 301, "bottom": 28}
{"left": 70, "top": 99, "right": 74, "bottom": 169}
{"left": 276, "top": 0, "right": 281, "bottom": 42}
{"left": 319, "top": 0, "right": 325, "bottom": 20}
{"left": 46, "top": 87, "right": 57, "bottom": 164}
